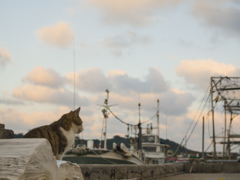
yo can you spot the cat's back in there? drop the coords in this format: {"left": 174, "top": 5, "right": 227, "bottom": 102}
{"left": 23, "top": 125, "right": 56, "bottom": 138}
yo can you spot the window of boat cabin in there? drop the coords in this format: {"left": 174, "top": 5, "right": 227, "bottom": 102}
{"left": 142, "top": 135, "right": 155, "bottom": 143}
{"left": 143, "top": 146, "right": 157, "bottom": 152}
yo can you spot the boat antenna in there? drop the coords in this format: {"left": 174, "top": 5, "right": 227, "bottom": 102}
{"left": 73, "top": 39, "right": 76, "bottom": 110}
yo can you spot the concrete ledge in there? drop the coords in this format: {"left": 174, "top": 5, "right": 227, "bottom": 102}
{"left": 80, "top": 164, "right": 185, "bottom": 180}
{"left": 0, "top": 138, "right": 58, "bottom": 180}
{"left": 184, "top": 162, "right": 240, "bottom": 173}
{"left": 0, "top": 138, "right": 84, "bottom": 180}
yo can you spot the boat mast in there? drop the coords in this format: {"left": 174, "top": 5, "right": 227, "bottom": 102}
{"left": 157, "top": 99, "right": 160, "bottom": 138}
{"left": 103, "top": 89, "right": 109, "bottom": 149}
{"left": 138, "top": 102, "right": 142, "bottom": 152}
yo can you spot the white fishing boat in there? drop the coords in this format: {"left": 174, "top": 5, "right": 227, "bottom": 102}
{"left": 63, "top": 90, "right": 167, "bottom": 165}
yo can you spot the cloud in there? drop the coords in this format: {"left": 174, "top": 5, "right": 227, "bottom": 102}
{"left": 24, "top": 66, "right": 68, "bottom": 88}
{"left": 87, "top": 0, "right": 185, "bottom": 26}
{"left": 66, "top": 68, "right": 170, "bottom": 94}
{"left": 35, "top": 22, "right": 74, "bottom": 48}
{"left": 0, "top": 107, "right": 73, "bottom": 133}
{"left": 13, "top": 85, "right": 89, "bottom": 107}
{"left": 109, "top": 67, "right": 169, "bottom": 94}
{"left": 0, "top": 48, "right": 11, "bottom": 67}
{"left": 100, "top": 31, "right": 152, "bottom": 56}
{"left": 66, "top": 68, "right": 112, "bottom": 93}
{"left": 0, "top": 97, "right": 25, "bottom": 105}
{"left": 191, "top": 1, "right": 240, "bottom": 37}
{"left": 175, "top": 59, "right": 238, "bottom": 88}
{"left": 65, "top": 67, "right": 194, "bottom": 116}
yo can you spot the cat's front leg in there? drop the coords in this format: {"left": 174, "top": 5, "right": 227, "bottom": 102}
{"left": 56, "top": 154, "right": 63, "bottom": 160}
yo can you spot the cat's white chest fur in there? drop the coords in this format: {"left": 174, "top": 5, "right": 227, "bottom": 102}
{"left": 58, "top": 127, "right": 75, "bottom": 159}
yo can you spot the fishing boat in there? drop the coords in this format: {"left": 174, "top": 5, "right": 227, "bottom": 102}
{"left": 63, "top": 90, "right": 167, "bottom": 165}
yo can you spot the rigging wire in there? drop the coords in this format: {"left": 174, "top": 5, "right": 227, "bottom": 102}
{"left": 185, "top": 84, "right": 210, "bottom": 137}
{"left": 205, "top": 141, "right": 213, "bottom": 152}
{"left": 172, "top": 84, "right": 211, "bottom": 158}
{"left": 107, "top": 107, "right": 156, "bottom": 127}
{"left": 184, "top": 92, "right": 211, "bottom": 147}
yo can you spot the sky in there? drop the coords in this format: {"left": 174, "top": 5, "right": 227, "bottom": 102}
{"left": 1, "top": 0, "right": 240, "bottom": 153}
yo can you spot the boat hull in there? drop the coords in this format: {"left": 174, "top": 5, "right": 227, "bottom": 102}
{"left": 63, "top": 150, "right": 144, "bottom": 165}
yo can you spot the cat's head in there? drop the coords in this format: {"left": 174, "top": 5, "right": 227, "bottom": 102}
{"left": 67, "top": 107, "right": 83, "bottom": 134}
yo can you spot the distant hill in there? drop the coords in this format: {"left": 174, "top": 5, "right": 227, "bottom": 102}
{"left": 14, "top": 133, "right": 198, "bottom": 155}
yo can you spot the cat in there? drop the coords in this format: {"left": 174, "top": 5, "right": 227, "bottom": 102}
{"left": 23, "top": 107, "right": 83, "bottom": 160}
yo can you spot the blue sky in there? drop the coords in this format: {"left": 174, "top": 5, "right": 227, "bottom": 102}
{"left": 1, "top": 0, "right": 240, "bottom": 152}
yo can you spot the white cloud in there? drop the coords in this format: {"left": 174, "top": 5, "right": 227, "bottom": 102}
{"left": 175, "top": 59, "right": 238, "bottom": 89}
{"left": 24, "top": 66, "right": 67, "bottom": 88}
{"left": 0, "top": 107, "right": 75, "bottom": 133}
{"left": 13, "top": 85, "right": 89, "bottom": 107}
{"left": 87, "top": 0, "right": 185, "bottom": 26}
{"left": 0, "top": 48, "right": 11, "bottom": 67}
{"left": 35, "top": 22, "right": 74, "bottom": 48}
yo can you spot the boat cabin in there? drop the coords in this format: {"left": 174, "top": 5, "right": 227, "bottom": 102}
{"left": 141, "top": 134, "right": 166, "bottom": 164}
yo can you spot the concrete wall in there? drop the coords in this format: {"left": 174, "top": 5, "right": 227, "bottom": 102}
{"left": 184, "top": 162, "right": 240, "bottom": 173}
{"left": 80, "top": 164, "right": 184, "bottom": 180}
{"left": 0, "top": 123, "right": 14, "bottom": 139}
{"left": 80, "top": 162, "right": 240, "bottom": 180}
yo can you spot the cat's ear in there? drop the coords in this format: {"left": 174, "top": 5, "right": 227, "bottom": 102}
{"left": 67, "top": 110, "right": 74, "bottom": 120}
{"left": 75, "top": 107, "right": 81, "bottom": 115}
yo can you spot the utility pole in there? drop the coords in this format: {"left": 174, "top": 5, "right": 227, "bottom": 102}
{"left": 210, "top": 77, "right": 217, "bottom": 159}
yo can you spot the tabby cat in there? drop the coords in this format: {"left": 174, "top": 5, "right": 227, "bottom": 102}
{"left": 23, "top": 107, "right": 83, "bottom": 160}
